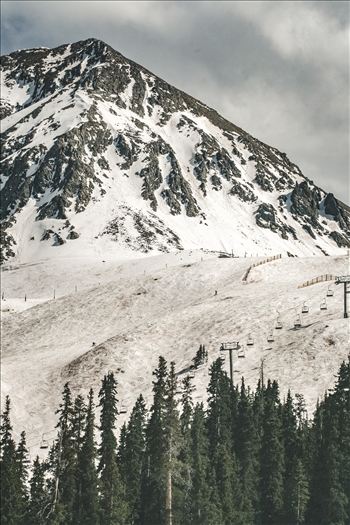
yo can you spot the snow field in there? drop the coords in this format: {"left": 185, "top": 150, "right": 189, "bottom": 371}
{"left": 1, "top": 252, "right": 349, "bottom": 459}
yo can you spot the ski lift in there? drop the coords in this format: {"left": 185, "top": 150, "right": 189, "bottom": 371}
{"left": 119, "top": 404, "right": 128, "bottom": 415}
{"left": 294, "top": 315, "right": 302, "bottom": 329}
{"left": 188, "top": 372, "right": 195, "bottom": 379}
{"left": 267, "top": 332, "right": 274, "bottom": 343}
{"left": 320, "top": 299, "right": 327, "bottom": 311}
{"left": 40, "top": 435, "right": 49, "bottom": 450}
{"left": 326, "top": 286, "right": 334, "bottom": 297}
{"left": 301, "top": 302, "right": 309, "bottom": 314}
{"left": 247, "top": 335, "right": 254, "bottom": 346}
{"left": 23, "top": 455, "right": 31, "bottom": 466}
{"left": 275, "top": 318, "right": 283, "bottom": 330}
{"left": 237, "top": 349, "right": 245, "bottom": 358}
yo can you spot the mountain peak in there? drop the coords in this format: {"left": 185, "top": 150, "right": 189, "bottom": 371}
{"left": 1, "top": 39, "right": 349, "bottom": 264}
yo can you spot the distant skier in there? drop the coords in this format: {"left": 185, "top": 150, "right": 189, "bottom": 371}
{"left": 214, "top": 290, "right": 218, "bottom": 296}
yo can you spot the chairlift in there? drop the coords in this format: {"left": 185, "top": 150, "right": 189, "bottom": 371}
{"left": 237, "top": 349, "right": 245, "bottom": 358}
{"left": 23, "top": 455, "right": 31, "bottom": 466}
{"left": 327, "top": 287, "right": 334, "bottom": 297}
{"left": 301, "top": 302, "right": 309, "bottom": 314}
{"left": 188, "top": 372, "right": 195, "bottom": 379}
{"left": 320, "top": 299, "right": 327, "bottom": 311}
{"left": 119, "top": 404, "right": 128, "bottom": 415}
{"left": 40, "top": 435, "right": 49, "bottom": 450}
{"left": 247, "top": 335, "right": 254, "bottom": 346}
{"left": 275, "top": 318, "right": 283, "bottom": 330}
{"left": 294, "top": 315, "right": 302, "bottom": 329}
{"left": 267, "top": 332, "right": 274, "bottom": 343}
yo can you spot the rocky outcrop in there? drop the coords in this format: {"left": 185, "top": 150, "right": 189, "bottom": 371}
{"left": 255, "top": 203, "right": 296, "bottom": 240}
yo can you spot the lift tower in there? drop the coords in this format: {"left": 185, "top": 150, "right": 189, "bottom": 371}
{"left": 220, "top": 342, "right": 242, "bottom": 385}
{"left": 335, "top": 275, "right": 350, "bottom": 318}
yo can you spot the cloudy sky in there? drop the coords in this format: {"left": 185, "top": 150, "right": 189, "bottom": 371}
{"left": 2, "top": 1, "right": 349, "bottom": 202}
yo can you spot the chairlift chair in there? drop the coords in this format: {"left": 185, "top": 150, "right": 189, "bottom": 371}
{"left": 188, "top": 373, "right": 195, "bottom": 379}
{"left": 119, "top": 405, "right": 128, "bottom": 415}
{"left": 301, "top": 303, "right": 309, "bottom": 314}
{"left": 327, "top": 287, "right": 334, "bottom": 297}
{"left": 320, "top": 299, "right": 327, "bottom": 311}
{"left": 275, "top": 319, "right": 283, "bottom": 330}
{"left": 237, "top": 349, "right": 245, "bottom": 358}
{"left": 267, "top": 332, "right": 274, "bottom": 343}
{"left": 247, "top": 335, "right": 254, "bottom": 346}
{"left": 40, "top": 435, "right": 49, "bottom": 450}
{"left": 294, "top": 315, "right": 302, "bottom": 329}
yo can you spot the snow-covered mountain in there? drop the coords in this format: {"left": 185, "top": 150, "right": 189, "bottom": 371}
{"left": 1, "top": 38, "right": 349, "bottom": 263}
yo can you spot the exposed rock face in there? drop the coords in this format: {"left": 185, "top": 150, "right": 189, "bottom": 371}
{"left": 1, "top": 38, "right": 349, "bottom": 261}
{"left": 290, "top": 181, "right": 321, "bottom": 227}
{"left": 255, "top": 203, "right": 296, "bottom": 240}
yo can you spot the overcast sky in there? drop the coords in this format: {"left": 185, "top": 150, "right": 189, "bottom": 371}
{"left": 1, "top": 1, "right": 349, "bottom": 202}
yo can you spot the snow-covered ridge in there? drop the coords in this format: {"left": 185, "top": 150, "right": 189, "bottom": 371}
{"left": 1, "top": 37, "right": 349, "bottom": 265}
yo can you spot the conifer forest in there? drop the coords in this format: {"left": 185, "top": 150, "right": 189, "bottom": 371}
{"left": 1, "top": 353, "right": 349, "bottom": 525}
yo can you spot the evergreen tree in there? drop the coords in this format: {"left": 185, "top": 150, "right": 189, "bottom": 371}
{"left": 27, "top": 457, "right": 48, "bottom": 525}
{"left": 260, "top": 382, "right": 284, "bottom": 525}
{"left": 141, "top": 356, "right": 168, "bottom": 525}
{"left": 236, "top": 379, "right": 259, "bottom": 524}
{"left": 281, "top": 390, "right": 299, "bottom": 524}
{"left": 98, "top": 372, "right": 128, "bottom": 525}
{"left": 0, "top": 396, "right": 23, "bottom": 525}
{"left": 164, "top": 362, "right": 183, "bottom": 525}
{"left": 190, "top": 403, "right": 223, "bottom": 525}
{"left": 177, "top": 375, "right": 195, "bottom": 523}
{"left": 206, "top": 359, "right": 241, "bottom": 524}
{"left": 120, "top": 395, "right": 147, "bottom": 525}
{"left": 15, "top": 431, "right": 29, "bottom": 523}
{"left": 76, "top": 389, "right": 99, "bottom": 525}
{"left": 47, "top": 382, "right": 77, "bottom": 524}
{"left": 192, "top": 345, "right": 207, "bottom": 369}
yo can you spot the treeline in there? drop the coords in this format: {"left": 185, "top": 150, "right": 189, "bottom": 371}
{"left": 1, "top": 355, "right": 349, "bottom": 525}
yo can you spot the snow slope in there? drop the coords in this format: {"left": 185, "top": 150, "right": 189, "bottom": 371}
{"left": 1, "top": 251, "right": 349, "bottom": 458}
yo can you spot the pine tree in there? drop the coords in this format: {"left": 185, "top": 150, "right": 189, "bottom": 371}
{"left": 164, "top": 362, "right": 183, "bottom": 525}
{"left": 190, "top": 403, "right": 223, "bottom": 525}
{"left": 27, "top": 457, "right": 48, "bottom": 525}
{"left": 336, "top": 358, "right": 350, "bottom": 522}
{"left": 260, "top": 381, "right": 285, "bottom": 525}
{"left": 192, "top": 345, "right": 206, "bottom": 369}
{"left": 120, "top": 395, "right": 147, "bottom": 525}
{"left": 0, "top": 396, "right": 23, "bottom": 525}
{"left": 76, "top": 389, "right": 99, "bottom": 525}
{"left": 141, "top": 356, "right": 168, "bottom": 525}
{"left": 236, "top": 379, "right": 259, "bottom": 524}
{"left": 206, "top": 359, "right": 241, "bottom": 524}
{"left": 176, "top": 375, "right": 194, "bottom": 523}
{"left": 47, "top": 382, "right": 77, "bottom": 524}
{"left": 98, "top": 372, "right": 128, "bottom": 525}
{"left": 15, "top": 431, "right": 29, "bottom": 523}
{"left": 281, "top": 390, "right": 299, "bottom": 524}
{"left": 291, "top": 459, "right": 309, "bottom": 525}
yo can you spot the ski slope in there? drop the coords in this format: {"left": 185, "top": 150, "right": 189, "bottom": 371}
{"left": 1, "top": 251, "right": 349, "bottom": 458}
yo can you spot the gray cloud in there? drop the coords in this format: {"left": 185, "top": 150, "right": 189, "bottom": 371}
{"left": 1, "top": 0, "right": 349, "bottom": 202}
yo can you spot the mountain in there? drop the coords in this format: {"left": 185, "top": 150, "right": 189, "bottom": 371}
{"left": 1, "top": 37, "right": 349, "bottom": 264}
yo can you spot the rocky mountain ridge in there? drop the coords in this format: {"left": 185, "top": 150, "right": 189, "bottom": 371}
{"left": 1, "top": 38, "right": 349, "bottom": 263}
